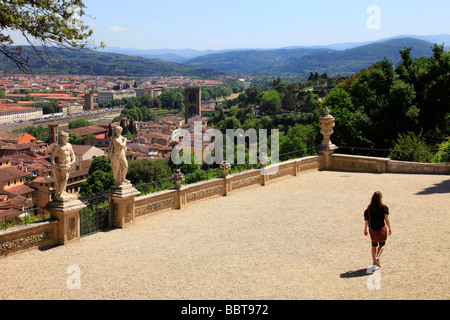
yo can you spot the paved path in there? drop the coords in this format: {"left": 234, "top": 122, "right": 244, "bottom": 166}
{"left": 1, "top": 171, "right": 449, "bottom": 300}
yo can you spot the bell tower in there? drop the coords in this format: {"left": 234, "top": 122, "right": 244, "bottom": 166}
{"left": 184, "top": 87, "right": 202, "bottom": 121}
{"left": 48, "top": 123, "right": 59, "bottom": 144}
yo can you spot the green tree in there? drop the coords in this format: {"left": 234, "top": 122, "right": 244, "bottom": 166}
{"left": 80, "top": 170, "right": 115, "bottom": 197}
{"left": 279, "top": 124, "right": 319, "bottom": 161}
{"left": 13, "top": 125, "right": 49, "bottom": 142}
{"left": 349, "top": 58, "right": 417, "bottom": 148}
{"left": 298, "top": 91, "right": 320, "bottom": 113}
{"left": 32, "top": 100, "right": 59, "bottom": 114}
{"left": 128, "top": 118, "right": 137, "bottom": 135}
{"left": 80, "top": 156, "right": 114, "bottom": 197}
{"left": 0, "top": 0, "right": 99, "bottom": 72}
{"left": 259, "top": 90, "right": 281, "bottom": 116}
{"left": 68, "top": 133, "right": 84, "bottom": 145}
{"left": 272, "top": 76, "right": 282, "bottom": 87}
{"left": 217, "top": 116, "right": 241, "bottom": 131}
{"left": 69, "top": 119, "right": 94, "bottom": 129}
{"left": 119, "top": 119, "right": 129, "bottom": 135}
{"left": 322, "top": 88, "right": 370, "bottom": 147}
{"left": 108, "top": 123, "right": 113, "bottom": 138}
{"left": 395, "top": 45, "right": 450, "bottom": 143}
{"left": 127, "top": 159, "right": 172, "bottom": 186}
{"left": 159, "top": 89, "right": 184, "bottom": 110}
{"left": 88, "top": 156, "right": 111, "bottom": 175}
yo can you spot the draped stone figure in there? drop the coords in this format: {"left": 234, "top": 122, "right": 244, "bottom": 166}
{"left": 50, "top": 132, "right": 76, "bottom": 202}
{"left": 107, "top": 126, "right": 130, "bottom": 186}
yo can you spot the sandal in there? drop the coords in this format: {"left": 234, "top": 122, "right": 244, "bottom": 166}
{"left": 374, "top": 259, "right": 381, "bottom": 268}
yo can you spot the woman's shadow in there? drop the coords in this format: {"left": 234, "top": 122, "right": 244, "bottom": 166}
{"left": 340, "top": 266, "right": 377, "bottom": 278}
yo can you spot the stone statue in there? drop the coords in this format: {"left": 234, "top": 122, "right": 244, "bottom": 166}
{"left": 50, "top": 132, "right": 76, "bottom": 202}
{"left": 107, "top": 126, "right": 130, "bottom": 186}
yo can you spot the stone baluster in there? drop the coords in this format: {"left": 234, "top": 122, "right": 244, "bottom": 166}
{"left": 172, "top": 169, "right": 186, "bottom": 209}
{"left": 220, "top": 161, "right": 232, "bottom": 196}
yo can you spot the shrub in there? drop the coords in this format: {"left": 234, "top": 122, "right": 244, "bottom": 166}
{"left": 432, "top": 138, "right": 450, "bottom": 163}
{"left": 388, "top": 131, "right": 433, "bottom": 163}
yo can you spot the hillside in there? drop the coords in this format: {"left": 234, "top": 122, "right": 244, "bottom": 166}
{"left": 281, "top": 38, "right": 435, "bottom": 75}
{"left": 0, "top": 46, "right": 228, "bottom": 77}
{"left": 0, "top": 38, "right": 440, "bottom": 77}
{"left": 184, "top": 38, "right": 436, "bottom": 76}
{"left": 185, "top": 48, "right": 328, "bottom": 74}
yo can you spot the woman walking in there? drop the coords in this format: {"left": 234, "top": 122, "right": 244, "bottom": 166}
{"left": 364, "top": 191, "right": 392, "bottom": 267}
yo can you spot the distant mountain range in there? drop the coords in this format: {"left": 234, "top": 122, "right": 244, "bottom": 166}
{"left": 184, "top": 38, "right": 443, "bottom": 76}
{"left": 100, "top": 34, "right": 450, "bottom": 63}
{"left": 0, "top": 47, "right": 228, "bottom": 77}
{"left": 0, "top": 35, "right": 448, "bottom": 77}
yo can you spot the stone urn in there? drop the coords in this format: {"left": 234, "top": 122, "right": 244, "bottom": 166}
{"left": 220, "top": 161, "right": 232, "bottom": 177}
{"left": 258, "top": 152, "right": 270, "bottom": 168}
{"left": 172, "top": 169, "right": 185, "bottom": 190}
{"left": 318, "top": 107, "right": 337, "bottom": 151}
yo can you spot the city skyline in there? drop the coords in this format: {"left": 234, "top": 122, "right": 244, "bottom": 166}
{"left": 6, "top": 0, "right": 450, "bottom": 51}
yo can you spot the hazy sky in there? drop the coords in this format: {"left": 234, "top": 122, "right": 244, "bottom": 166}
{"left": 9, "top": 0, "right": 450, "bottom": 50}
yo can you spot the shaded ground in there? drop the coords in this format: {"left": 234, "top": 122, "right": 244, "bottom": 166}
{"left": 1, "top": 171, "right": 449, "bottom": 300}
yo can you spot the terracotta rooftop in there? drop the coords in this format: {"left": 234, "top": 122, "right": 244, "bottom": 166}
{"left": 5, "top": 184, "right": 35, "bottom": 196}
{"left": 0, "top": 166, "right": 29, "bottom": 181}
{"left": 71, "top": 145, "right": 96, "bottom": 155}
{"left": 0, "top": 132, "right": 36, "bottom": 143}
{"left": 32, "top": 176, "right": 54, "bottom": 184}
{"left": 66, "top": 125, "right": 108, "bottom": 138}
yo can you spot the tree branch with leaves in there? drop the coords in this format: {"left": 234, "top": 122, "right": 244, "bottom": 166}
{"left": 0, "top": 0, "right": 102, "bottom": 72}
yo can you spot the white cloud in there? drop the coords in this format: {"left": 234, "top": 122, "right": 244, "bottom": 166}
{"left": 209, "top": 39, "right": 226, "bottom": 45}
{"left": 110, "top": 26, "right": 125, "bottom": 32}
{"left": 137, "top": 33, "right": 143, "bottom": 37}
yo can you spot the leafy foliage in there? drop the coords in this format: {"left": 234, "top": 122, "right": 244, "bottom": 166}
{"left": 69, "top": 119, "right": 94, "bottom": 129}
{"left": 0, "top": 0, "right": 95, "bottom": 72}
{"left": 432, "top": 138, "right": 450, "bottom": 163}
{"left": 388, "top": 131, "right": 433, "bottom": 163}
{"left": 127, "top": 159, "right": 173, "bottom": 186}
{"left": 279, "top": 124, "right": 319, "bottom": 161}
{"left": 80, "top": 156, "right": 114, "bottom": 197}
{"left": 13, "top": 125, "right": 49, "bottom": 142}
{"left": 68, "top": 133, "right": 96, "bottom": 145}
{"left": 31, "top": 100, "right": 60, "bottom": 115}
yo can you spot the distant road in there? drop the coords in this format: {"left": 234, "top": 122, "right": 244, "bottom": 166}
{"left": 0, "top": 109, "right": 122, "bottom": 134}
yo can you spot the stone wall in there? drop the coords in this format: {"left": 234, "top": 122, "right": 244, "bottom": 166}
{"left": 331, "top": 154, "right": 389, "bottom": 173}
{"left": 331, "top": 154, "right": 450, "bottom": 175}
{"left": 387, "top": 160, "right": 450, "bottom": 175}
{"left": 0, "top": 220, "right": 58, "bottom": 256}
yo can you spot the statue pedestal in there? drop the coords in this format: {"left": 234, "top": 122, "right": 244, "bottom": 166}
{"left": 318, "top": 144, "right": 338, "bottom": 170}
{"left": 110, "top": 184, "right": 140, "bottom": 229}
{"left": 46, "top": 198, "right": 86, "bottom": 245}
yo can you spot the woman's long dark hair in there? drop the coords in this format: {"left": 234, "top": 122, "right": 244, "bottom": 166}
{"left": 368, "top": 191, "right": 383, "bottom": 210}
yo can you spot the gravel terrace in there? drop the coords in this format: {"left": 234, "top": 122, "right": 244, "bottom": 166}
{"left": 1, "top": 170, "right": 449, "bottom": 300}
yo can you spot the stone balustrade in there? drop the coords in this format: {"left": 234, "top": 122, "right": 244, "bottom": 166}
{"left": 134, "top": 155, "right": 325, "bottom": 221}
{"left": 1, "top": 108, "right": 448, "bottom": 257}
{"left": 2, "top": 152, "right": 449, "bottom": 257}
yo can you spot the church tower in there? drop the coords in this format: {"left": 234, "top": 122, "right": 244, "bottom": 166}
{"left": 184, "top": 87, "right": 202, "bottom": 121}
{"left": 48, "top": 123, "right": 59, "bottom": 144}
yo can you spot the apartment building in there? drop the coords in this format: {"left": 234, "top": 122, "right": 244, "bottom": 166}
{"left": 97, "top": 89, "right": 137, "bottom": 104}
{"left": 0, "top": 105, "right": 44, "bottom": 124}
